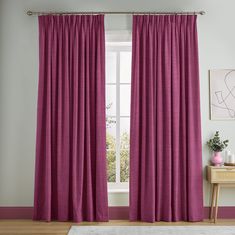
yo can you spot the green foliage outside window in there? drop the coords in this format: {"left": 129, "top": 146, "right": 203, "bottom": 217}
{"left": 106, "top": 132, "right": 129, "bottom": 182}
{"left": 106, "top": 104, "right": 129, "bottom": 183}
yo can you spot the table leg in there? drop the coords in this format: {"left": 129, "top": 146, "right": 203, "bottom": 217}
{"left": 210, "top": 184, "right": 216, "bottom": 220}
{"left": 214, "top": 184, "right": 220, "bottom": 223}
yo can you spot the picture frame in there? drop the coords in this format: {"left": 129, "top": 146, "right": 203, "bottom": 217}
{"left": 209, "top": 69, "right": 235, "bottom": 120}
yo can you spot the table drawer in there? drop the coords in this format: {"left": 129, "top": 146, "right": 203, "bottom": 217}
{"left": 210, "top": 168, "right": 235, "bottom": 183}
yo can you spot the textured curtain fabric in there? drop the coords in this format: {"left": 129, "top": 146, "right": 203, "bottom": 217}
{"left": 34, "top": 15, "right": 108, "bottom": 222}
{"left": 130, "top": 15, "right": 203, "bottom": 222}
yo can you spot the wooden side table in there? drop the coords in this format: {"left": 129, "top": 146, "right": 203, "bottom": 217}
{"left": 207, "top": 166, "right": 235, "bottom": 223}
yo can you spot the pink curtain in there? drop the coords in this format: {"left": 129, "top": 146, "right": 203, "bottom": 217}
{"left": 130, "top": 15, "right": 203, "bottom": 222}
{"left": 34, "top": 15, "right": 108, "bottom": 222}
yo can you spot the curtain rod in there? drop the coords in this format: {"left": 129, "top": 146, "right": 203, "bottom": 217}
{"left": 27, "top": 10, "right": 205, "bottom": 16}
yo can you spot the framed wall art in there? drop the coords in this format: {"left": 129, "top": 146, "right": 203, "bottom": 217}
{"left": 209, "top": 69, "right": 235, "bottom": 120}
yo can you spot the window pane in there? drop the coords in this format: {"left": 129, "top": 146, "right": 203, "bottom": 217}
{"left": 107, "top": 150, "right": 116, "bottom": 182}
{"left": 106, "top": 117, "right": 116, "bottom": 150}
{"left": 120, "top": 85, "right": 131, "bottom": 116}
{"left": 106, "top": 85, "right": 116, "bottom": 116}
{"left": 106, "top": 45, "right": 132, "bottom": 186}
{"left": 106, "top": 52, "right": 117, "bottom": 83}
{"left": 120, "top": 117, "right": 130, "bottom": 149}
{"left": 120, "top": 51, "right": 131, "bottom": 83}
{"left": 120, "top": 149, "right": 129, "bottom": 182}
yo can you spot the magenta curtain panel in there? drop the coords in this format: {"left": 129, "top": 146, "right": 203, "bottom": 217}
{"left": 130, "top": 15, "right": 203, "bottom": 222}
{"left": 34, "top": 15, "right": 108, "bottom": 222}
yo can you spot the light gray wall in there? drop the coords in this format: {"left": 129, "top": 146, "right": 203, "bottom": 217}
{"left": 0, "top": 0, "right": 235, "bottom": 207}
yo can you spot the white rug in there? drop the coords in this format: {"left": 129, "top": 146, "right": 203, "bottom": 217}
{"left": 68, "top": 226, "right": 235, "bottom": 235}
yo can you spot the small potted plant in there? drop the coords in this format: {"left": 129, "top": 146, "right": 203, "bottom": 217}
{"left": 207, "top": 131, "right": 229, "bottom": 166}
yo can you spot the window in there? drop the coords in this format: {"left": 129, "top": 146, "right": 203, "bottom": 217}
{"left": 106, "top": 41, "right": 132, "bottom": 191}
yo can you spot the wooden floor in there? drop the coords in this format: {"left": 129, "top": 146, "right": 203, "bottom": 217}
{"left": 1, "top": 220, "right": 235, "bottom": 235}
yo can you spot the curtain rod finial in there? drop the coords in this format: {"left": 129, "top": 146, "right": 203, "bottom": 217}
{"left": 200, "top": 11, "right": 206, "bottom": 15}
{"left": 27, "top": 11, "right": 33, "bottom": 16}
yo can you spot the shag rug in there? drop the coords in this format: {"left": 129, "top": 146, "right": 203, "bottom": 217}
{"left": 68, "top": 226, "right": 235, "bottom": 235}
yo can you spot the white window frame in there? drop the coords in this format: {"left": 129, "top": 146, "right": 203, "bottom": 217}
{"left": 106, "top": 31, "right": 132, "bottom": 192}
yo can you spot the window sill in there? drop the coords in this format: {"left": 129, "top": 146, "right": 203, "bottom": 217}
{"left": 108, "top": 188, "right": 129, "bottom": 193}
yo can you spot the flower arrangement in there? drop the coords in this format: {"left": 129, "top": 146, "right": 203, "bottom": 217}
{"left": 207, "top": 131, "right": 229, "bottom": 152}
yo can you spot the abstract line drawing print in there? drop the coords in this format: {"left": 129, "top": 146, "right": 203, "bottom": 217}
{"left": 210, "top": 69, "right": 235, "bottom": 120}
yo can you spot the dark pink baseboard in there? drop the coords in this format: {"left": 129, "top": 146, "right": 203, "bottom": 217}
{"left": 0, "top": 206, "right": 235, "bottom": 220}
{"left": 203, "top": 207, "right": 235, "bottom": 219}
{"left": 0, "top": 207, "right": 33, "bottom": 219}
{"left": 109, "top": 206, "right": 129, "bottom": 220}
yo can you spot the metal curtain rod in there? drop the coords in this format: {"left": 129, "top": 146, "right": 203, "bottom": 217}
{"left": 27, "top": 10, "right": 205, "bottom": 16}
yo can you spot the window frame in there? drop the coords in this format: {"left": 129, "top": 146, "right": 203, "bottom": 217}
{"left": 106, "top": 40, "right": 132, "bottom": 191}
